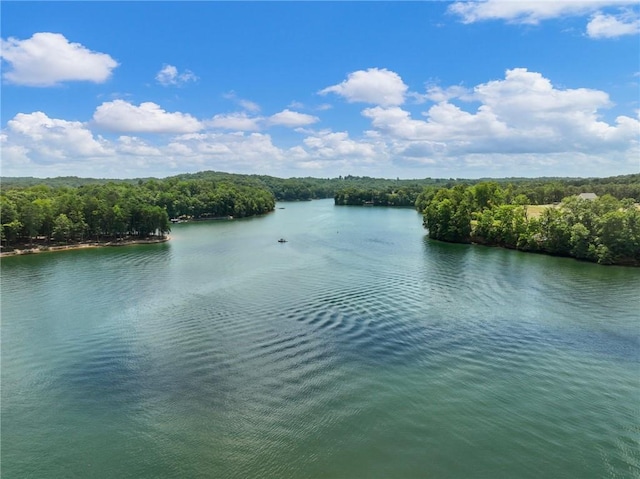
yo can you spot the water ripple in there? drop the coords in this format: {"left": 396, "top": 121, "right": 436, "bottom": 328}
{"left": 3, "top": 201, "right": 639, "bottom": 479}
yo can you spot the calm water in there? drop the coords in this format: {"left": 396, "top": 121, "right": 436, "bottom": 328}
{"left": 2, "top": 199, "right": 639, "bottom": 478}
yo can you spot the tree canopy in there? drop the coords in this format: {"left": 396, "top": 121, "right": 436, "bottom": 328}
{"left": 418, "top": 181, "right": 640, "bottom": 266}
{"left": 1, "top": 177, "right": 275, "bottom": 249}
{"left": 2, "top": 171, "right": 638, "bottom": 264}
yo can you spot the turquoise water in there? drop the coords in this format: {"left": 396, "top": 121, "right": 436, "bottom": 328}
{"left": 2, "top": 199, "right": 639, "bottom": 478}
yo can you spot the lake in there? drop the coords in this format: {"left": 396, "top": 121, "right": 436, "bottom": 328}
{"left": 2, "top": 199, "right": 639, "bottom": 478}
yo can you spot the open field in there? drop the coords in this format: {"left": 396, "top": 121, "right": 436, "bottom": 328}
{"left": 525, "top": 203, "right": 640, "bottom": 219}
{"left": 526, "top": 204, "right": 555, "bottom": 218}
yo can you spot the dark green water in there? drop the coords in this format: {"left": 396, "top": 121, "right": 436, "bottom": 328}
{"left": 2, "top": 199, "right": 639, "bottom": 478}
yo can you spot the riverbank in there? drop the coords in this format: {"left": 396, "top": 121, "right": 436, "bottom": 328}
{"left": 0, "top": 236, "right": 170, "bottom": 258}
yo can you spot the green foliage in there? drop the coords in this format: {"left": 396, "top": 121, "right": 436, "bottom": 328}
{"left": 52, "top": 214, "right": 73, "bottom": 242}
{"left": 0, "top": 175, "right": 277, "bottom": 248}
{"left": 334, "top": 185, "right": 427, "bottom": 207}
{"left": 2, "top": 171, "right": 638, "bottom": 264}
{"left": 419, "top": 182, "right": 640, "bottom": 266}
{"left": 569, "top": 223, "right": 591, "bottom": 260}
{"left": 423, "top": 186, "right": 473, "bottom": 242}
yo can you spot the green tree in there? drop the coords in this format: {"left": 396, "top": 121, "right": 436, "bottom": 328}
{"left": 569, "top": 223, "right": 592, "bottom": 260}
{"left": 52, "top": 214, "right": 73, "bottom": 242}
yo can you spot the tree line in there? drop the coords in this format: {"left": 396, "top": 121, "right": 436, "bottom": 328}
{"left": 418, "top": 182, "right": 640, "bottom": 265}
{"left": 332, "top": 175, "right": 640, "bottom": 208}
{"left": 334, "top": 186, "right": 425, "bottom": 206}
{"left": 1, "top": 178, "right": 275, "bottom": 248}
{"left": 5, "top": 172, "right": 637, "bottom": 204}
{"left": 173, "top": 172, "right": 445, "bottom": 201}
{"left": 3, "top": 171, "right": 638, "bottom": 262}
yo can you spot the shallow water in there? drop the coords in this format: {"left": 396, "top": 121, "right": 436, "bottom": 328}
{"left": 2, "top": 199, "right": 639, "bottom": 478}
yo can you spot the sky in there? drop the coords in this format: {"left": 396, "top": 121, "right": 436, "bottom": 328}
{"left": 1, "top": 1, "right": 639, "bottom": 180}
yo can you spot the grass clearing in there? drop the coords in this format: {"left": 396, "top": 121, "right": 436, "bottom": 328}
{"left": 526, "top": 204, "right": 555, "bottom": 218}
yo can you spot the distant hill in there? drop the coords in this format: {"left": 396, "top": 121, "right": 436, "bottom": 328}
{"left": 0, "top": 176, "right": 142, "bottom": 188}
{"left": 2, "top": 171, "right": 639, "bottom": 202}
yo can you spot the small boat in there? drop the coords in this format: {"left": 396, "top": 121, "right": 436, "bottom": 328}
{"left": 278, "top": 238, "right": 288, "bottom": 243}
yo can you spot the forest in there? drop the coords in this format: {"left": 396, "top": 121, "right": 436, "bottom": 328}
{"left": 334, "top": 174, "right": 640, "bottom": 207}
{"left": 417, "top": 181, "right": 640, "bottom": 266}
{"left": 2, "top": 171, "right": 638, "bottom": 264}
{"left": 0, "top": 176, "right": 275, "bottom": 250}
{"left": 2, "top": 172, "right": 441, "bottom": 202}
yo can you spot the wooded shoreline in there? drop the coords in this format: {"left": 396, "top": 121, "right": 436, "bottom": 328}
{"left": 2, "top": 171, "right": 638, "bottom": 264}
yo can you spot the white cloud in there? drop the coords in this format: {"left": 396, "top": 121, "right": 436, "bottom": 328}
{"left": 0, "top": 133, "right": 31, "bottom": 170}
{"left": 117, "top": 136, "right": 162, "bottom": 156}
{"left": 170, "top": 131, "right": 287, "bottom": 171}
{"left": 239, "top": 99, "right": 261, "bottom": 113}
{"left": 316, "top": 103, "right": 333, "bottom": 111}
{"left": 292, "top": 129, "right": 388, "bottom": 173}
{"left": 472, "top": 68, "right": 612, "bottom": 122}
{"left": 155, "top": 64, "right": 198, "bottom": 86}
{"left": 362, "top": 106, "right": 431, "bottom": 140}
{"left": 268, "top": 109, "right": 319, "bottom": 127}
{"left": 93, "top": 100, "right": 202, "bottom": 133}
{"left": 223, "top": 91, "right": 261, "bottom": 112}
{"left": 0, "top": 32, "right": 118, "bottom": 86}
{"left": 166, "top": 141, "right": 195, "bottom": 157}
{"left": 207, "top": 109, "right": 319, "bottom": 130}
{"left": 319, "top": 68, "right": 408, "bottom": 106}
{"left": 364, "top": 103, "right": 509, "bottom": 144}
{"left": 448, "top": 1, "right": 637, "bottom": 25}
{"left": 423, "top": 84, "right": 472, "bottom": 103}
{"left": 303, "top": 129, "right": 379, "bottom": 159}
{"left": 5, "top": 111, "right": 111, "bottom": 162}
{"left": 2, "top": 68, "right": 637, "bottom": 179}
{"left": 208, "top": 112, "right": 263, "bottom": 131}
{"left": 1, "top": 114, "right": 295, "bottom": 177}
{"left": 587, "top": 10, "right": 640, "bottom": 38}
{"left": 360, "top": 68, "right": 639, "bottom": 161}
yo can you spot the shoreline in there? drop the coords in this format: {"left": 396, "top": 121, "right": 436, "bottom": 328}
{"left": 0, "top": 236, "right": 170, "bottom": 258}
{"left": 430, "top": 236, "right": 639, "bottom": 267}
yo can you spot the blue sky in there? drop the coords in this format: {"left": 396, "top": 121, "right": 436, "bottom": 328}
{"left": 1, "top": 1, "right": 639, "bottom": 179}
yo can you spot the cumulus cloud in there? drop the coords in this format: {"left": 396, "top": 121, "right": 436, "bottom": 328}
{"left": 169, "top": 131, "right": 289, "bottom": 172}
{"left": 6, "top": 111, "right": 111, "bottom": 161}
{"left": 291, "top": 129, "right": 389, "bottom": 173}
{"left": 423, "top": 85, "right": 472, "bottom": 103}
{"left": 303, "top": 129, "right": 379, "bottom": 159}
{"left": 208, "top": 112, "right": 263, "bottom": 131}
{"left": 449, "top": 1, "right": 640, "bottom": 40}
{"left": 0, "top": 32, "right": 118, "bottom": 86}
{"left": 206, "top": 110, "right": 319, "bottom": 130}
{"left": 155, "top": 64, "right": 198, "bottom": 86}
{"left": 587, "top": 10, "right": 640, "bottom": 38}
{"left": 361, "top": 68, "right": 639, "bottom": 160}
{"left": 1, "top": 113, "right": 296, "bottom": 176}
{"left": 117, "top": 136, "right": 162, "bottom": 156}
{"left": 319, "top": 68, "right": 408, "bottom": 106}
{"left": 268, "top": 109, "right": 319, "bottom": 127}
{"left": 475, "top": 69, "right": 612, "bottom": 115}
{"left": 2, "top": 67, "right": 637, "bottom": 178}
{"left": 93, "top": 100, "right": 202, "bottom": 133}
{"left": 448, "top": 1, "right": 637, "bottom": 25}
